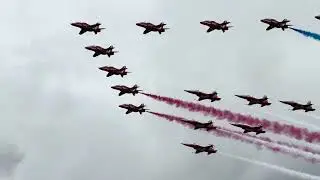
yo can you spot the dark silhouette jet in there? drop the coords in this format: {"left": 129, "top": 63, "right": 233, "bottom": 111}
{"left": 119, "top": 103, "right": 149, "bottom": 114}
{"left": 98, "top": 66, "right": 130, "bottom": 77}
{"left": 136, "top": 22, "right": 169, "bottom": 34}
{"left": 111, "top": 84, "right": 142, "bottom": 96}
{"left": 260, "top": 18, "right": 292, "bottom": 31}
{"left": 231, "top": 123, "right": 265, "bottom": 135}
{"left": 181, "top": 143, "right": 217, "bottom": 155}
{"left": 279, "top": 100, "right": 315, "bottom": 112}
{"left": 85, "top": 45, "right": 118, "bottom": 57}
{"left": 184, "top": 90, "right": 221, "bottom": 102}
{"left": 71, "top": 22, "right": 105, "bottom": 35}
{"left": 182, "top": 119, "right": 217, "bottom": 131}
{"left": 200, "top": 20, "right": 232, "bottom": 33}
{"left": 235, "top": 95, "right": 271, "bottom": 107}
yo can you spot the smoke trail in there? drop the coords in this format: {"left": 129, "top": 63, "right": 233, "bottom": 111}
{"left": 219, "top": 152, "right": 320, "bottom": 180}
{"left": 290, "top": 28, "right": 320, "bottom": 42}
{"left": 147, "top": 111, "right": 320, "bottom": 163}
{"left": 220, "top": 127, "right": 320, "bottom": 156}
{"left": 141, "top": 92, "right": 320, "bottom": 143}
{"left": 259, "top": 110, "right": 320, "bottom": 130}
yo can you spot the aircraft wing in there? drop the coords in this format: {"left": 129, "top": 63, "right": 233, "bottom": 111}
{"left": 235, "top": 95, "right": 253, "bottom": 101}
{"left": 180, "top": 119, "right": 198, "bottom": 126}
{"left": 181, "top": 143, "right": 200, "bottom": 149}
{"left": 266, "top": 26, "right": 274, "bottom": 31}
{"left": 184, "top": 90, "right": 202, "bottom": 96}
{"left": 279, "top": 101, "right": 297, "bottom": 106}
{"left": 230, "top": 123, "right": 247, "bottom": 129}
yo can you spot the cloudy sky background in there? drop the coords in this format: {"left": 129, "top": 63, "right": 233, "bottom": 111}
{"left": 1, "top": 0, "right": 320, "bottom": 179}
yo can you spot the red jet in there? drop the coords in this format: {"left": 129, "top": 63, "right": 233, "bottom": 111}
{"left": 200, "top": 20, "right": 232, "bottom": 33}
{"left": 182, "top": 119, "right": 217, "bottom": 131}
{"left": 136, "top": 22, "right": 169, "bottom": 34}
{"left": 111, "top": 84, "right": 142, "bottom": 96}
{"left": 181, "top": 143, "right": 217, "bottom": 155}
{"left": 184, "top": 90, "right": 221, "bottom": 102}
{"left": 118, "top": 103, "right": 149, "bottom": 114}
{"left": 98, "top": 66, "right": 130, "bottom": 77}
{"left": 70, "top": 22, "right": 105, "bottom": 35}
{"left": 279, "top": 100, "right": 315, "bottom": 112}
{"left": 235, "top": 95, "right": 271, "bottom": 107}
{"left": 231, "top": 123, "right": 265, "bottom": 135}
{"left": 260, "top": 18, "right": 292, "bottom": 31}
{"left": 85, "top": 45, "right": 118, "bottom": 57}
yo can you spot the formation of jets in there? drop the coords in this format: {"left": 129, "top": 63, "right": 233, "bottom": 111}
{"left": 71, "top": 17, "right": 319, "bottom": 37}
{"left": 70, "top": 18, "right": 317, "bottom": 156}
{"left": 184, "top": 90, "right": 315, "bottom": 112}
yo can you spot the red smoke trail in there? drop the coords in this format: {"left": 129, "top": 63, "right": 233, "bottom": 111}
{"left": 219, "top": 127, "right": 320, "bottom": 156}
{"left": 141, "top": 92, "right": 320, "bottom": 143}
{"left": 147, "top": 111, "right": 320, "bottom": 163}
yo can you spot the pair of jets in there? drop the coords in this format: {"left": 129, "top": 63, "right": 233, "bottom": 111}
{"left": 181, "top": 124, "right": 264, "bottom": 155}
{"left": 200, "top": 18, "right": 292, "bottom": 33}
{"left": 235, "top": 95, "right": 315, "bottom": 112}
{"left": 71, "top": 21, "right": 169, "bottom": 35}
{"left": 70, "top": 23, "right": 118, "bottom": 57}
{"left": 174, "top": 117, "right": 265, "bottom": 135}
{"left": 178, "top": 117, "right": 265, "bottom": 135}
{"left": 184, "top": 90, "right": 315, "bottom": 112}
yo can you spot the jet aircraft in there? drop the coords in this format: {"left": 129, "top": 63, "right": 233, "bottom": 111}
{"left": 231, "top": 123, "right": 265, "bottom": 135}
{"left": 119, "top": 103, "right": 149, "bottom": 114}
{"left": 71, "top": 22, "right": 105, "bottom": 35}
{"left": 111, "top": 84, "right": 142, "bottom": 96}
{"left": 98, "top": 66, "right": 130, "bottom": 77}
{"left": 260, "top": 18, "right": 292, "bottom": 31}
{"left": 184, "top": 90, "right": 221, "bottom": 102}
{"left": 181, "top": 143, "right": 217, "bottom": 155}
{"left": 136, "top": 22, "right": 169, "bottom": 34}
{"left": 182, "top": 119, "right": 217, "bottom": 131}
{"left": 85, "top": 45, "right": 118, "bottom": 57}
{"left": 315, "top": 15, "right": 320, "bottom": 20}
{"left": 279, "top": 100, "right": 315, "bottom": 112}
{"left": 235, "top": 95, "right": 271, "bottom": 107}
{"left": 200, "top": 20, "right": 233, "bottom": 33}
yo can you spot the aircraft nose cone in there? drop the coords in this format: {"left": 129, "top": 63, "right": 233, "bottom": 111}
{"left": 260, "top": 19, "right": 267, "bottom": 23}
{"left": 136, "top": 22, "right": 142, "bottom": 26}
{"left": 316, "top": 16, "right": 320, "bottom": 20}
{"left": 200, "top": 21, "right": 206, "bottom": 25}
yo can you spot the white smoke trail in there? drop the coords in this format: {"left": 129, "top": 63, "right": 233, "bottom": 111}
{"left": 257, "top": 110, "right": 320, "bottom": 130}
{"left": 219, "top": 152, "right": 320, "bottom": 180}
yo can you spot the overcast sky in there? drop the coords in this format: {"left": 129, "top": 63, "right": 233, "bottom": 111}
{"left": 1, "top": 0, "right": 320, "bottom": 179}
